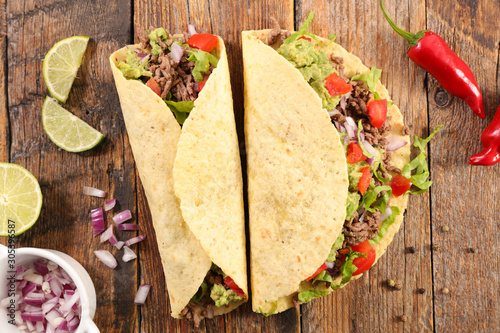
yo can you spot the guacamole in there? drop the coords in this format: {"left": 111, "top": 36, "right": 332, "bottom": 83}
{"left": 277, "top": 39, "right": 340, "bottom": 110}
{"left": 210, "top": 284, "right": 243, "bottom": 307}
{"left": 117, "top": 49, "right": 152, "bottom": 79}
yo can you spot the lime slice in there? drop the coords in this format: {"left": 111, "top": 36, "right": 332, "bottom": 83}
{"left": 42, "top": 97, "right": 105, "bottom": 152}
{"left": 43, "top": 36, "right": 89, "bottom": 103}
{"left": 0, "top": 163, "right": 42, "bottom": 236}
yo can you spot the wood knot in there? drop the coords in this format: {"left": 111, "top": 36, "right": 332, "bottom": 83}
{"left": 434, "top": 88, "right": 451, "bottom": 107}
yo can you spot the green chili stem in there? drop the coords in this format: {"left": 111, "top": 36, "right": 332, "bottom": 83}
{"left": 379, "top": 0, "right": 415, "bottom": 43}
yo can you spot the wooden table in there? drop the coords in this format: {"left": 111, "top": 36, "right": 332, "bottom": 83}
{"left": 1, "top": 0, "right": 499, "bottom": 332}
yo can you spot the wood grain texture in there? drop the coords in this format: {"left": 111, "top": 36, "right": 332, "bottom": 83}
{"left": 4, "top": 0, "right": 137, "bottom": 332}
{"left": 296, "top": 1, "right": 434, "bottom": 332}
{"left": 426, "top": 0, "right": 500, "bottom": 332}
{"left": 0, "top": 0, "right": 8, "bottom": 163}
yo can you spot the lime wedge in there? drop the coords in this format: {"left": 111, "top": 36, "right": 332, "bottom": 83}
{"left": 42, "top": 97, "right": 105, "bottom": 152}
{"left": 0, "top": 163, "right": 42, "bottom": 236}
{"left": 43, "top": 36, "right": 89, "bottom": 103}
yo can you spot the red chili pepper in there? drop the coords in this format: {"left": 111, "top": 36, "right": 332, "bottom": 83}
{"left": 380, "top": 0, "right": 485, "bottom": 119}
{"left": 469, "top": 103, "right": 500, "bottom": 166}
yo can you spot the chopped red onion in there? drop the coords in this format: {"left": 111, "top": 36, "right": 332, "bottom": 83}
{"left": 366, "top": 157, "right": 375, "bottom": 165}
{"left": 114, "top": 241, "right": 125, "bottom": 250}
{"left": 325, "top": 261, "right": 335, "bottom": 269}
{"left": 117, "top": 223, "right": 139, "bottom": 231}
{"left": 359, "top": 209, "right": 367, "bottom": 224}
{"left": 385, "top": 135, "right": 408, "bottom": 151}
{"left": 3, "top": 260, "right": 82, "bottom": 332}
{"left": 59, "top": 291, "right": 79, "bottom": 314}
{"left": 122, "top": 246, "right": 137, "bottom": 263}
{"left": 384, "top": 205, "right": 393, "bottom": 217}
{"left": 108, "top": 234, "right": 118, "bottom": 246}
{"left": 91, "top": 208, "right": 103, "bottom": 217}
{"left": 94, "top": 250, "right": 117, "bottom": 269}
{"left": 343, "top": 134, "right": 350, "bottom": 146}
{"left": 344, "top": 117, "right": 357, "bottom": 139}
{"left": 360, "top": 137, "right": 377, "bottom": 157}
{"left": 187, "top": 23, "right": 197, "bottom": 36}
{"left": 125, "top": 234, "right": 147, "bottom": 247}
{"left": 100, "top": 225, "right": 115, "bottom": 244}
{"left": 170, "top": 43, "right": 184, "bottom": 63}
{"left": 139, "top": 55, "right": 150, "bottom": 64}
{"left": 83, "top": 186, "right": 106, "bottom": 198}
{"left": 91, "top": 217, "right": 105, "bottom": 237}
{"left": 193, "top": 81, "right": 199, "bottom": 93}
{"left": 104, "top": 199, "right": 116, "bottom": 211}
{"left": 113, "top": 210, "right": 132, "bottom": 225}
{"left": 134, "top": 284, "right": 151, "bottom": 305}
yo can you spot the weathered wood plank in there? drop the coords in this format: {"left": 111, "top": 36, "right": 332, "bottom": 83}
{"left": 5, "top": 0, "right": 137, "bottom": 332}
{"left": 0, "top": 0, "right": 8, "bottom": 163}
{"left": 426, "top": 0, "right": 500, "bottom": 332}
{"left": 296, "top": 1, "right": 434, "bottom": 332}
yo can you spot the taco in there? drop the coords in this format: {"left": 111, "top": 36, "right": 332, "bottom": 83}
{"left": 243, "top": 13, "right": 439, "bottom": 314}
{"left": 110, "top": 27, "right": 247, "bottom": 324}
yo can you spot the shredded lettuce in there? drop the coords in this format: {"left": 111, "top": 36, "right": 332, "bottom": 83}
{"left": 258, "top": 301, "right": 278, "bottom": 317}
{"left": 117, "top": 49, "right": 152, "bottom": 79}
{"left": 357, "top": 119, "right": 375, "bottom": 158}
{"left": 190, "top": 281, "right": 208, "bottom": 303}
{"left": 331, "top": 251, "right": 366, "bottom": 290}
{"left": 297, "top": 289, "right": 330, "bottom": 303}
{"left": 149, "top": 28, "right": 169, "bottom": 56}
{"left": 369, "top": 206, "right": 400, "bottom": 244}
{"left": 165, "top": 99, "right": 194, "bottom": 125}
{"left": 327, "top": 233, "right": 345, "bottom": 262}
{"left": 402, "top": 125, "right": 443, "bottom": 194}
{"left": 361, "top": 185, "right": 392, "bottom": 213}
{"left": 345, "top": 192, "right": 361, "bottom": 221}
{"left": 187, "top": 49, "right": 219, "bottom": 82}
{"left": 284, "top": 11, "right": 315, "bottom": 44}
{"left": 312, "top": 270, "right": 334, "bottom": 284}
{"left": 372, "top": 161, "right": 392, "bottom": 183}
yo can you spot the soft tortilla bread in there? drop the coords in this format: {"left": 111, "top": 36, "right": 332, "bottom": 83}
{"left": 109, "top": 37, "right": 246, "bottom": 318}
{"left": 243, "top": 30, "right": 410, "bottom": 314}
{"left": 243, "top": 31, "right": 349, "bottom": 313}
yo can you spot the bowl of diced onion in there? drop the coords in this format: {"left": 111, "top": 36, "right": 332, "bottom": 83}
{"left": 0, "top": 244, "right": 99, "bottom": 333}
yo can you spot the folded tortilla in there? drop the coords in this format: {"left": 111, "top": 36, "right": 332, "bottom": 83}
{"left": 109, "top": 37, "right": 247, "bottom": 318}
{"left": 242, "top": 30, "right": 410, "bottom": 314}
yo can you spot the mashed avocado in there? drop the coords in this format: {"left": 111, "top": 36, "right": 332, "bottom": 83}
{"left": 117, "top": 49, "right": 152, "bottom": 79}
{"left": 327, "top": 233, "right": 345, "bottom": 262}
{"left": 210, "top": 284, "right": 243, "bottom": 307}
{"left": 148, "top": 28, "right": 169, "bottom": 56}
{"left": 277, "top": 39, "right": 340, "bottom": 110}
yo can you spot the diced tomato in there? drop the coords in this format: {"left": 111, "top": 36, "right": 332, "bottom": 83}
{"left": 198, "top": 78, "right": 208, "bottom": 92}
{"left": 347, "top": 143, "right": 367, "bottom": 164}
{"left": 349, "top": 240, "right": 376, "bottom": 275}
{"left": 305, "top": 263, "right": 328, "bottom": 281}
{"left": 187, "top": 33, "right": 219, "bottom": 53}
{"left": 325, "top": 73, "right": 353, "bottom": 97}
{"left": 224, "top": 276, "right": 246, "bottom": 298}
{"left": 298, "top": 36, "right": 312, "bottom": 42}
{"left": 146, "top": 78, "right": 161, "bottom": 97}
{"left": 390, "top": 174, "right": 412, "bottom": 197}
{"left": 357, "top": 167, "right": 372, "bottom": 195}
{"left": 366, "top": 99, "right": 388, "bottom": 128}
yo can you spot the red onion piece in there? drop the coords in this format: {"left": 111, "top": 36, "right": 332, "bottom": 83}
{"left": 91, "top": 217, "right": 106, "bottom": 237}
{"left": 59, "top": 291, "right": 79, "bottom": 314}
{"left": 193, "top": 81, "right": 199, "bottom": 93}
{"left": 170, "top": 43, "right": 184, "bottom": 63}
{"left": 325, "top": 261, "right": 335, "bottom": 269}
{"left": 100, "top": 225, "right": 115, "bottom": 244}
{"left": 34, "top": 261, "right": 49, "bottom": 275}
{"left": 113, "top": 210, "right": 132, "bottom": 225}
{"left": 104, "top": 199, "right": 116, "bottom": 211}
{"left": 385, "top": 135, "right": 408, "bottom": 151}
{"left": 328, "top": 109, "right": 341, "bottom": 118}
{"left": 21, "top": 311, "right": 44, "bottom": 322}
{"left": 139, "top": 55, "right": 150, "bottom": 65}
{"left": 343, "top": 134, "right": 350, "bottom": 146}
{"left": 25, "top": 292, "right": 45, "bottom": 306}
{"left": 94, "top": 250, "right": 117, "bottom": 269}
{"left": 108, "top": 234, "right": 118, "bottom": 246}
{"left": 83, "top": 186, "right": 106, "bottom": 198}
{"left": 90, "top": 208, "right": 103, "bottom": 218}
{"left": 125, "top": 235, "right": 147, "bottom": 247}
{"left": 187, "top": 23, "right": 197, "bottom": 36}
{"left": 68, "top": 317, "right": 80, "bottom": 331}
{"left": 360, "top": 137, "right": 377, "bottom": 157}
{"left": 122, "top": 246, "right": 137, "bottom": 263}
{"left": 366, "top": 157, "right": 375, "bottom": 165}
{"left": 344, "top": 117, "right": 357, "bottom": 139}
{"left": 23, "top": 283, "right": 37, "bottom": 295}
{"left": 117, "top": 223, "right": 139, "bottom": 231}
{"left": 134, "top": 284, "right": 151, "bottom": 305}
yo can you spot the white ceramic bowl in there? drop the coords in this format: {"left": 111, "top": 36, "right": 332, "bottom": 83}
{"left": 0, "top": 244, "right": 99, "bottom": 333}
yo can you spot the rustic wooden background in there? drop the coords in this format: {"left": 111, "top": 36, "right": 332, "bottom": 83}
{"left": 1, "top": 0, "right": 499, "bottom": 332}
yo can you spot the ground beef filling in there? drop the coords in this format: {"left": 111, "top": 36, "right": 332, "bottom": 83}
{"left": 264, "top": 18, "right": 291, "bottom": 45}
{"left": 180, "top": 269, "right": 232, "bottom": 327}
{"left": 136, "top": 27, "right": 211, "bottom": 101}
